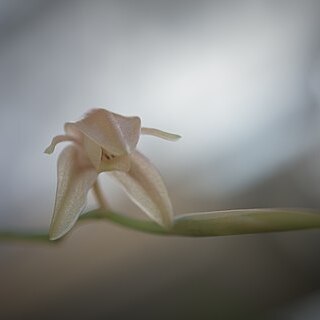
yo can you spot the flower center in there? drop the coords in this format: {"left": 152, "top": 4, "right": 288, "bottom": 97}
{"left": 101, "top": 151, "right": 116, "bottom": 161}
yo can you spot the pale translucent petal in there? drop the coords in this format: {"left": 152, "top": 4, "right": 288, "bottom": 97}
{"left": 99, "top": 154, "right": 131, "bottom": 172}
{"left": 83, "top": 135, "right": 102, "bottom": 170}
{"left": 111, "top": 151, "right": 173, "bottom": 228}
{"left": 141, "top": 127, "right": 181, "bottom": 141}
{"left": 44, "top": 135, "right": 76, "bottom": 154}
{"left": 49, "top": 146, "right": 97, "bottom": 240}
{"left": 68, "top": 108, "right": 141, "bottom": 155}
{"left": 64, "top": 123, "right": 84, "bottom": 140}
{"left": 173, "top": 209, "right": 320, "bottom": 236}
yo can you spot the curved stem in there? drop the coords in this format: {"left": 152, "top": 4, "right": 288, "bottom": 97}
{"left": 0, "top": 210, "right": 169, "bottom": 243}
{"left": 1, "top": 208, "right": 320, "bottom": 243}
{"left": 80, "top": 210, "right": 169, "bottom": 235}
{"left": 0, "top": 231, "right": 50, "bottom": 243}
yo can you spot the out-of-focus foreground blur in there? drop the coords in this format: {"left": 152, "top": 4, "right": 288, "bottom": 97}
{"left": 1, "top": 1, "right": 320, "bottom": 319}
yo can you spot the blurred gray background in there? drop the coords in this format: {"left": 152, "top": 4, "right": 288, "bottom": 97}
{"left": 1, "top": 0, "right": 320, "bottom": 319}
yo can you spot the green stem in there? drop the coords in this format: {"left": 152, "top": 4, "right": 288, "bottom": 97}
{"left": 1, "top": 208, "right": 320, "bottom": 243}
{"left": 0, "top": 210, "right": 170, "bottom": 243}
{"left": 80, "top": 210, "right": 170, "bottom": 235}
{"left": 0, "top": 231, "right": 50, "bottom": 242}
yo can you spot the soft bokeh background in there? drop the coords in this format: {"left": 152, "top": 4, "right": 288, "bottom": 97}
{"left": 1, "top": 0, "right": 320, "bottom": 319}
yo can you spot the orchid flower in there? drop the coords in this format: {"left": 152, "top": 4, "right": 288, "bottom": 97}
{"left": 45, "top": 108, "right": 180, "bottom": 240}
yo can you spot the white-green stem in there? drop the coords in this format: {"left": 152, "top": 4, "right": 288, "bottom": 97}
{"left": 1, "top": 208, "right": 320, "bottom": 243}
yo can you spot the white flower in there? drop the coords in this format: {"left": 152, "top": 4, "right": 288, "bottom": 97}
{"left": 45, "top": 108, "right": 180, "bottom": 240}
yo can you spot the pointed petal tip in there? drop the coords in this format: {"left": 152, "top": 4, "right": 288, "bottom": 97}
{"left": 44, "top": 135, "right": 75, "bottom": 155}
{"left": 49, "top": 227, "right": 70, "bottom": 241}
{"left": 141, "top": 127, "right": 181, "bottom": 141}
{"left": 171, "top": 134, "right": 182, "bottom": 141}
{"left": 48, "top": 221, "right": 69, "bottom": 241}
{"left": 160, "top": 216, "right": 174, "bottom": 229}
{"left": 48, "top": 217, "right": 76, "bottom": 241}
{"left": 44, "top": 146, "right": 54, "bottom": 154}
{"left": 48, "top": 233, "right": 60, "bottom": 241}
{"left": 158, "top": 209, "right": 174, "bottom": 229}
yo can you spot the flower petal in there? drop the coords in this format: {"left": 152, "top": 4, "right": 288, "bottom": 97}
{"left": 44, "top": 135, "right": 77, "bottom": 154}
{"left": 141, "top": 127, "right": 181, "bottom": 141}
{"left": 49, "top": 145, "right": 97, "bottom": 240}
{"left": 68, "top": 108, "right": 141, "bottom": 155}
{"left": 111, "top": 151, "right": 173, "bottom": 228}
{"left": 64, "top": 123, "right": 84, "bottom": 140}
{"left": 83, "top": 135, "right": 102, "bottom": 170}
